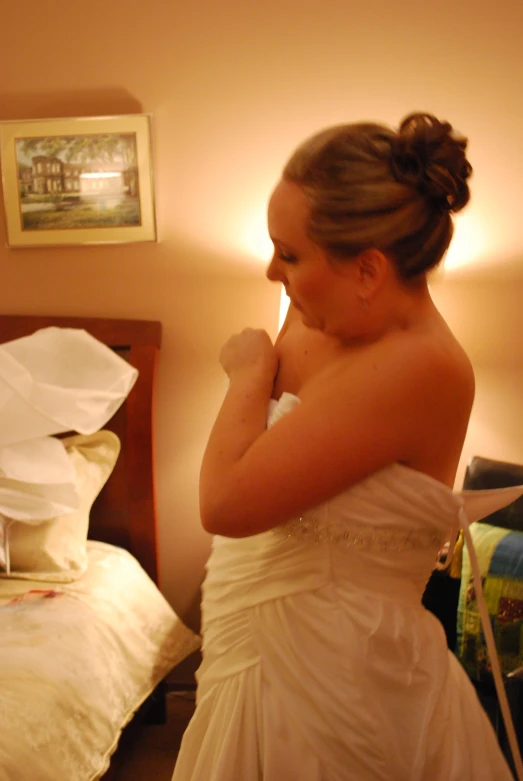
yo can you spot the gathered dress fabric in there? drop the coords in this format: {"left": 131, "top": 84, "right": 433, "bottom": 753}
{"left": 172, "top": 392, "right": 521, "bottom": 781}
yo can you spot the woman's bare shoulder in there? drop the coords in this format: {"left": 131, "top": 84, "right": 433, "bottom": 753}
{"left": 301, "top": 325, "right": 475, "bottom": 448}
{"left": 273, "top": 307, "right": 346, "bottom": 399}
{"left": 408, "top": 326, "right": 475, "bottom": 406}
{"left": 318, "top": 322, "right": 472, "bottom": 395}
{"left": 299, "top": 326, "right": 475, "bottom": 486}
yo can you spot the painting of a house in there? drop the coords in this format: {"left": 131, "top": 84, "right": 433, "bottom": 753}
{"left": 15, "top": 132, "right": 141, "bottom": 231}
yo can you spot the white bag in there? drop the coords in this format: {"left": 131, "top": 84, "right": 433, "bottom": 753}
{"left": 0, "top": 327, "right": 138, "bottom": 447}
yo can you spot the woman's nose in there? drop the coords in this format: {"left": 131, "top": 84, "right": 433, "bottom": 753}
{"left": 266, "top": 256, "right": 283, "bottom": 283}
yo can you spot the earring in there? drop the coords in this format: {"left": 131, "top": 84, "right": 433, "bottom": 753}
{"left": 358, "top": 295, "right": 369, "bottom": 310}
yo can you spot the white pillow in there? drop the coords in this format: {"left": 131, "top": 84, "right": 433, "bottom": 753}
{"left": 1, "top": 430, "right": 120, "bottom": 582}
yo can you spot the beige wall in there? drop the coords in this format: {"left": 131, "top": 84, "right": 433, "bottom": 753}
{"left": 461, "top": 365, "right": 523, "bottom": 480}
{"left": 1, "top": 0, "right": 522, "bottom": 631}
{"left": 431, "top": 272, "right": 523, "bottom": 489}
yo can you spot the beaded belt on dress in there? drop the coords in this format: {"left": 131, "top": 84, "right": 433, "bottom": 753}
{"left": 276, "top": 515, "right": 444, "bottom": 552}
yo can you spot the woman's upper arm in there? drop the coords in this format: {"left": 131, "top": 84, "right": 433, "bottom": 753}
{"left": 202, "top": 338, "right": 449, "bottom": 537}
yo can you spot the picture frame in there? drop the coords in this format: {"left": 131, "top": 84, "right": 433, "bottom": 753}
{"left": 0, "top": 114, "right": 156, "bottom": 247}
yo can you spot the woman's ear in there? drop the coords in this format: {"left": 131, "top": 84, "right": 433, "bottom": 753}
{"left": 354, "top": 249, "right": 389, "bottom": 294}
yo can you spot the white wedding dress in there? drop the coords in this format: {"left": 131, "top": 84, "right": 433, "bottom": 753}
{"left": 173, "top": 392, "right": 523, "bottom": 781}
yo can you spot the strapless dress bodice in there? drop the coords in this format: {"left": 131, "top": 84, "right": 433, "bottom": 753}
{"left": 204, "top": 395, "right": 446, "bottom": 617}
{"left": 202, "top": 392, "right": 523, "bottom": 621}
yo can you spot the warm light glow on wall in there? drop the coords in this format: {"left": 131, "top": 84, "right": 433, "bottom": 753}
{"left": 279, "top": 287, "right": 290, "bottom": 331}
{"left": 237, "top": 206, "right": 273, "bottom": 263}
{"left": 443, "top": 212, "right": 487, "bottom": 272}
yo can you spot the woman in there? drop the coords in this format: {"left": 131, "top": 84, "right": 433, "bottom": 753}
{"left": 172, "top": 114, "right": 523, "bottom": 780}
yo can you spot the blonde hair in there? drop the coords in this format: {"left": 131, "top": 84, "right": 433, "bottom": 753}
{"left": 282, "top": 113, "right": 472, "bottom": 279}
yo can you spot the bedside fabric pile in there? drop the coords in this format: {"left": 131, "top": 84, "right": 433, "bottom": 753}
{"left": 0, "top": 326, "right": 137, "bottom": 578}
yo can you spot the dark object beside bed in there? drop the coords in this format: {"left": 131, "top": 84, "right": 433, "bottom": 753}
{"left": 463, "top": 456, "right": 523, "bottom": 530}
{"left": 421, "top": 567, "right": 461, "bottom": 650}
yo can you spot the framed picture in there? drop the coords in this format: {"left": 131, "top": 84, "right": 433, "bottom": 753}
{"left": 0, "top": 114, "right": 156, "bottom": 247}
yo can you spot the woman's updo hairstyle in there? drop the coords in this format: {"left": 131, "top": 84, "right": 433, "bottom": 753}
{"left": 282, "top": 113, "right": 473, "bottom": 279}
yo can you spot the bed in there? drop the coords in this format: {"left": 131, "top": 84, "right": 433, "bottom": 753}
{"left": 0, "top": 315, "right": 200, "bottom": 781}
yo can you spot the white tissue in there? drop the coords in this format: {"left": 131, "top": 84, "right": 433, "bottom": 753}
{"left": 0, "top": 327, "right": 138, "bottom": 447}
{"left": 0, "top": 436, "right": 76, "bottom": 485}
{"left": 0, "top": 437, "right": 79, "bottom": 522}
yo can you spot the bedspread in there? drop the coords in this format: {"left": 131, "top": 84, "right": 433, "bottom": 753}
{"left": 0, "top": 541, "right": 200, "bottom": 781}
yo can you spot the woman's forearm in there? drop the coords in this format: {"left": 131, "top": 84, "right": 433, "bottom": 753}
{"left": 199, "top": 369, "right": 273, "bottom": 531}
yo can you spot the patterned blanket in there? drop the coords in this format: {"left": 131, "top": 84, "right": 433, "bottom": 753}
{"left": 457, "top": 522, "right": 523, "bottom": 680}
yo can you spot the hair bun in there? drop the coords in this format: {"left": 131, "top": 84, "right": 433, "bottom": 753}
{"left": 389, "top": 113, "right": 472, "bottom": 213}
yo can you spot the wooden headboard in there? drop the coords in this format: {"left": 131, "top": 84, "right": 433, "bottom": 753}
{"left": 0, "top": 315, "right": 162, "bottom": 585}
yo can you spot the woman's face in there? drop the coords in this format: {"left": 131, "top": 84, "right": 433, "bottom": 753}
{"left": 266, "top": 179, "right": 357, "bottom": 335}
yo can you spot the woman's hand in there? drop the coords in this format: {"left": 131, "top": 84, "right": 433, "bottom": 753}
{"left": 201, "top": 329, "right": 278, "bottom": 533}
{"left": 220, "top": 328, "right": 278, "bottom": 382}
